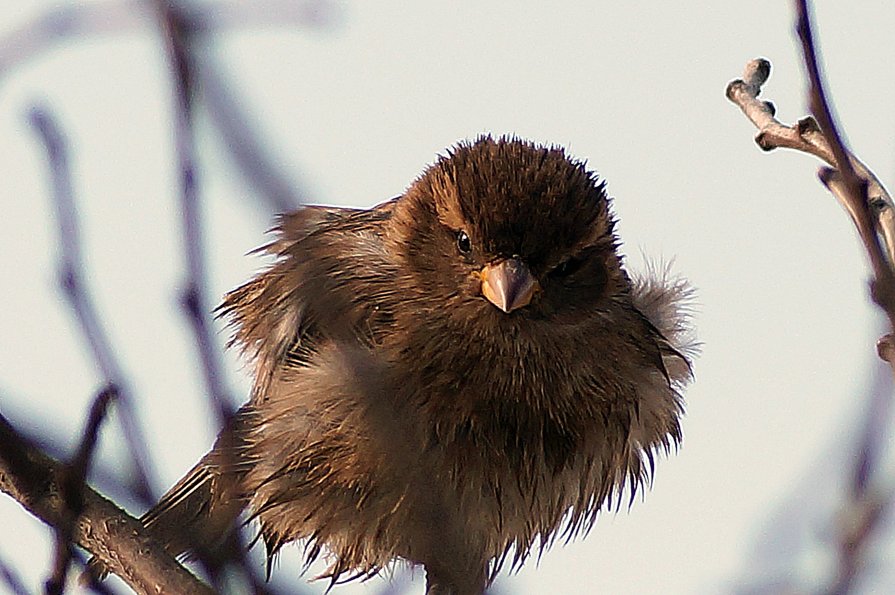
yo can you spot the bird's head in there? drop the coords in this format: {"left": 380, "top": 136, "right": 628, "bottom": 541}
{"left": 388, "top": 136, "right": 629, "bottom": 328}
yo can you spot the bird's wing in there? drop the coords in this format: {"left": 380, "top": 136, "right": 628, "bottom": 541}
{"left": 629, "top": 262, "right": 697, "bottom": 386}
{"left": 622, "top": 263, "right": 696, "bottom": 488}
{"left": 131, "top": 201, "right": 399, "bottom": 566}
{"left": 218, "top": 201, "right": 398, "bottom": 403}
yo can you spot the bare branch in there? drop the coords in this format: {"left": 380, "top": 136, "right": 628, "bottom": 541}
{"left": 28, "top": 106, "right": 156, "bottom": 504}
{"left": 0, "top": 413, "right": 214, "bottom": 595}
{"left": 726, "top": 58, "right": 832, "bottom": 163}
{"left": 17, "top": 2, "right": 491, "bottom": 591}
{"left": 0, "top": 397, "right": 138, "bottom": 505}
{"left": 725, "top": 59, "right": 895, "bottom": 275}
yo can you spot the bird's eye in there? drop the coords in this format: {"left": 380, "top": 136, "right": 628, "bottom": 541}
{"left": 456, "top": 230, "right": 472, "bottom": 255}
{"left": 551, "top": 257, "right": 583, "bottom": 278}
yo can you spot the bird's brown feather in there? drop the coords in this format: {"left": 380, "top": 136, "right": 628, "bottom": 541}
{"left": 129, "top": 136, "right": 696, "bottom": 592}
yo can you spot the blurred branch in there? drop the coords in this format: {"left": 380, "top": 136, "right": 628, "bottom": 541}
{"left": 0, "top": 391, "right": 141, "bottom": 505}
{"left": 8, "top": 2, "right": 467, "bottom": 592}
{"left": 155, "top": 3, "right": 469, "bottom": 589}
{"left": 153, "top": 3, "right": 278, "bottom": 593}
{"left": 828, "top": 485, "right": 892, "bottom": 595}
{"left": 0, "top": 412, "right": 214, "bottom": 595}
{"left": 201, "top": 58, "right": 305, "bottom": 213}
{"left": 2, "top": 0, "right": 329, "bottom": 215}
{"left": 28, "top": 106, "right": 156, "bottom": 505}
{"left": 46, "top": 386, "right": 114, "bottom": 595}
{"left": 0, "top": 1, "right": 147, "bottom": 76}
{"left": 0, "top": 555, "right": 29, "bottom": 595}
{"left": 155, "top": 0, "right": 234, "bottom": 431}
{"left": 0, "top": 0, "right": 337, "bottom": 76}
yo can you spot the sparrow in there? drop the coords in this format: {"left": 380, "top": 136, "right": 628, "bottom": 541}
{"left": 116, "top": 136, "right": 695, "bottom": 593}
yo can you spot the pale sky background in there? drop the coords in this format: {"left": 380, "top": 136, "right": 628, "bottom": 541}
{"left": 2, "top": 1, "right": 895, "bottom": 594}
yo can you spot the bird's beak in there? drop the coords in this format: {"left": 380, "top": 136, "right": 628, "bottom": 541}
{"left": 480, "top": 258, "right": 539, "bottom": 313}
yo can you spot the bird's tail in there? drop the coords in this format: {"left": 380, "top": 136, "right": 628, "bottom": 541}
{"left": 141, "top": 454, "right": 247, "bottom": 562}
{"left": 85, "top": 419, "right": 250, "bottom": 581}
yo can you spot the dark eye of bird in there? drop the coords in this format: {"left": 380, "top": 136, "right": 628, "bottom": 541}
{"left": 551, "top": 256, "right": 583, "bottom": 278}
{"left": 456, "top": 230, "right": 472, "bottom": 255}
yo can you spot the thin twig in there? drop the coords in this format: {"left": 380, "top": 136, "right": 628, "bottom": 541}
{"left": 28, "top": 106, "right": 156, "bottom": 504}
{"left": 46, "top": 386, "right": 116, "bottom": 595}
{"left": 0, "top": 392, "right": 137, "bottom": 503}
{"left": 793, "top": 0, "right": 895, "bottom": 327}
{"left": 725, "top": 58, "right": 831, "bottom": 162}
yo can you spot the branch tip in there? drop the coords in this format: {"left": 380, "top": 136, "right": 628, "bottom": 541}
{"left": 754, "top": 132, "right": 776, "bottom": 152}
{"left": 818, "top": 166, "right": 836, "bottom": 188}
{"left": 796, "top": 116, "right": 820, "bottom": 134}
{"left": 743, "top": 57, "right": 771, "bottom": 89}
{"left": 724, "top": 80, "right": 743, "bottom": 102}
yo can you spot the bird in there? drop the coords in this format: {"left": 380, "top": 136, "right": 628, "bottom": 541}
{"left": 112, "top": 136, "right": 695, "bottom": 593}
